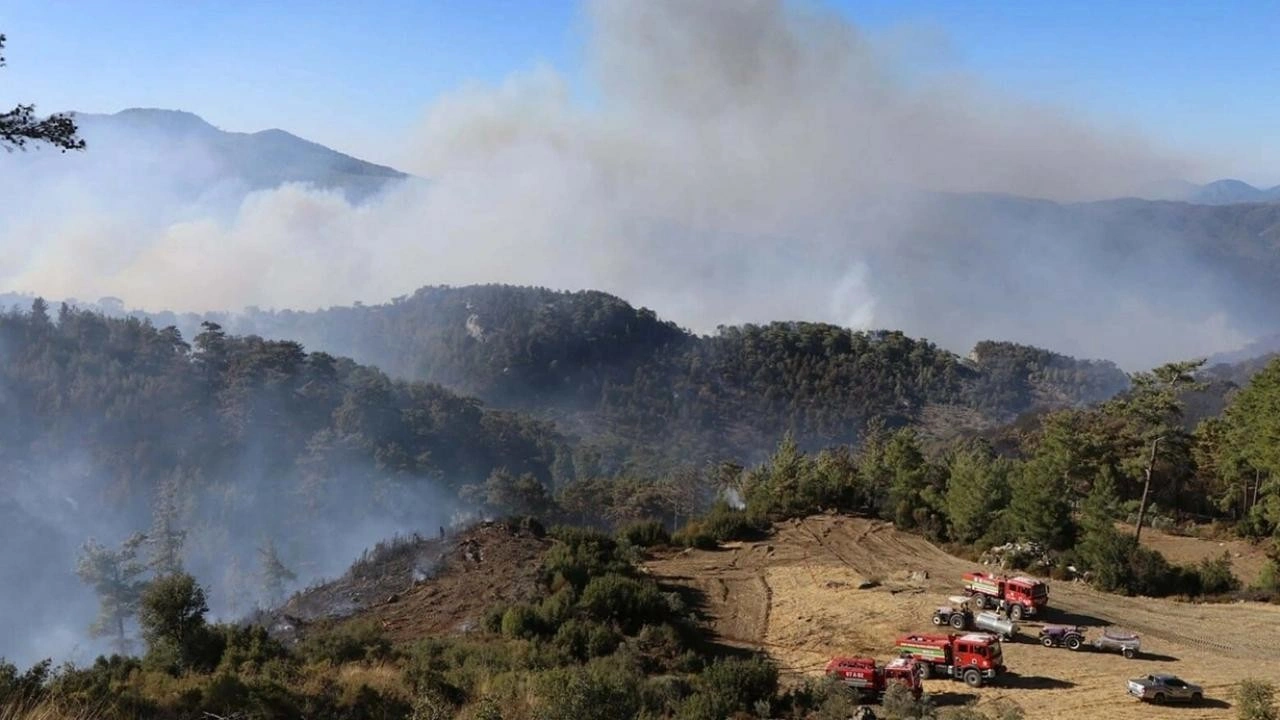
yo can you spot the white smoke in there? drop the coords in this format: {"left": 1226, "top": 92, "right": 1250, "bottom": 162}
{"left": 2, "top": 0, "right": 1236, "bottom": 368}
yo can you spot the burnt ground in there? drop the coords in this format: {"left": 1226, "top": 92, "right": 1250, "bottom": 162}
{"left": 254, "top": 519, "right": 551, "bottom": 645}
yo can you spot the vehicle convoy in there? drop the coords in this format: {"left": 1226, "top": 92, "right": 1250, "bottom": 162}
{"left": 1038, "top": 625, "right": 1141, "bottom": 658}
{"left": 961, "top": 571, "right": 1049, "bottom": 620}
{"left": 895, "top": 632, "right": 1005, "bottom": 687}
{"left": 1127, "top": 674, "right": 1203, "bottom": 704}
{"left": 931, "top": 596, "right": 1019, "bottom": 640}
{"left": 824, "top": 657, "right": 923, "bottom": 700}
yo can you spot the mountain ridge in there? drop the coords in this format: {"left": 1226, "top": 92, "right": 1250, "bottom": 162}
{"left": 1135, "top": 176, "right": 1280, "bottom": 205}
{"left": 29, "top": 107, "right": 411, "bottom": 204}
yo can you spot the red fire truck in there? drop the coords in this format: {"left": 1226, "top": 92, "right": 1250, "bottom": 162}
{"left": 824, "top": 656, "right": 923, "bottom": 700}
{"left": 961, "top": 571, "right": 1049, "bottom": 620}
{"left": 894, "top": 632, "right": 1006, "bottom": 687}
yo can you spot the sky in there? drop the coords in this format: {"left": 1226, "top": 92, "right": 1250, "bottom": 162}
{"left": 1, "top": 0, "right": 1277, "bottom": 185}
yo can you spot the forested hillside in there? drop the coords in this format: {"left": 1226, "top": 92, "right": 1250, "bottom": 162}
{"left": 0, "top": 301, "right": 569, "bottom": 663}
{"left": 147, "top": 285, "right": 1130, "bottom": 469}
{"left": 4, "top": 297, "right": 1280, "bottom": 720}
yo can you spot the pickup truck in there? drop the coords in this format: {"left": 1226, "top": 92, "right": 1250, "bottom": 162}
{"left": 1126, "top": 674, "right": 1203, "bottom": 704}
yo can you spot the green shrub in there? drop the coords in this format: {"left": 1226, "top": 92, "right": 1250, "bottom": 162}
{"left": 881, "top": 681, "right": 935, "bottom": 720}
{"left": 139, "top": 573, "right": 224, "bottom": 674}
{"left": 809, "top": 676, "right": 860, "bottom": 720}
{"left": 481, "top": 606, "right": 505, "bottom": 634}
{"left": 700, "top": 503, "right": 766, "bottom": 543}
{"left": 620, "top": 521, "right": 671, "bottom": 548}
{"left": 1254, "top": 560, "right": 1280, "bottom": 593}
{"left": 688, "top": 656, "right": 777, "bottom": 719}
{"left": 500, "top": 604, "right": 542, "bottom": 640}
{"left": 586, "top": 624, "right": 622, "bottom": 659}
{"left": 216, "top": 624, "right": 290, "bottom": 674}
{"left": 299, "top": 619, "right": 394, "bottom": 665}
{"left": 411, "top": 686, "right": 460, "bottom": 720}
{"left": 538, "top": 586, "right": 578, "bottom": 627}
{"left": 1197, "top": 551, "right": 1241, "bottom": 595}
{"left": 1234, "top": 678, "right": 1278, "bottom": 720}
{"left": 200, "top": 672, "right": 252, "bottom": 717}
{"left": 552, "top": 619, "right": 620, "bottom": 662}
{"left": 0, "top": 658, "right": 51, "bottom": 705}
{"left": 545, "top": 527, "right": 630, "bottom": 592}
{"left": 579, "top": 574, "right": 666, "bottom": 634}
{"left": 671, "top": 525, "right": 717, "bottom": 550}
{"left": 632, "top": 623, "right": 687, "bottom": 668}
{"left": 676, "top": 690, "right": 734, "bottom": 720}
{"left": 41, "top": 654, "right": 152, "bottom": 715}
{"left": 1078, "top": 525, "right": 1186, "bottom": 596}
{"left": 530, "top": 662, "right": 643, "bottom": 720}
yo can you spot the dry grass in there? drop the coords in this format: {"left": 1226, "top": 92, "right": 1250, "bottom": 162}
{"left": 650, "top": 514, "right": 1280, "bottom": 720}
{"left": 336, "top": 663, "right": 411, "bottom": 702}
{"left": 1130, "top": 522, "right": 1271, "bottom": 583}
{"left": 0, "top": 701, "right": 103, "bottom": 720}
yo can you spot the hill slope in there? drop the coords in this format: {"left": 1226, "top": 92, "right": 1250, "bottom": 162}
{"left": 143, "top": 285, "right": 1130, "bottom": 468}
{"left": 0, "top": 303, "right": 566, "bottom": 664}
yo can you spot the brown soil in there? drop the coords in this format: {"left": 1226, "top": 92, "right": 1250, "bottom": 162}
{"left": 648, "top": 513, "right": 1280, "bottom": 719}
{"left": 1130, "top": 524, "right": 1271, "bottom": 585}
{"left": 261, "top": 520, "right": 549, "bottom": 644}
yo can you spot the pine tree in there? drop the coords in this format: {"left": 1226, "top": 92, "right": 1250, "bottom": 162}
{"left": 148, "top": 472, "right": 187, "bottom": 575}
{"left": 75, "top": 534, "right": 149, "bottom": 654}
{"left": 946, "top": 443, "right": 1011, "bottom": 545}
{"left": 1, "top": 34, "right": 85, "bottom": 151}
{"left": 258, "top": 538, "right": 297, "bottom": 607}
{"left": 1080, "top": 467, "right": 1122, "bottom": 531}
{"left": 1008, "top": 456, "right": 1076, "bottom": 550}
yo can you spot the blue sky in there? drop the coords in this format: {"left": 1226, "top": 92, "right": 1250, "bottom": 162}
{"left": 2, "top": 0, "right": 1277, "bottom": 184}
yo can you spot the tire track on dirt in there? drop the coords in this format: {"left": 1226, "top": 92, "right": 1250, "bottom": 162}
{"left": 648, "top": 515, "right": 1280, "bottom": 719}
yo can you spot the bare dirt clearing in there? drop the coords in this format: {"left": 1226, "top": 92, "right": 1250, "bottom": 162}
{"left": 649, "top": 514, "right": 1280, "bottom": 719}
{"left": 1132, "top": 524, "right": 1270, "bottom": 585}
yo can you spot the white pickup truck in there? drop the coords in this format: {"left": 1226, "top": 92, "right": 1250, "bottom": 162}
{"left": 1127, "top": 674, "right": 1203, "bottom": 704}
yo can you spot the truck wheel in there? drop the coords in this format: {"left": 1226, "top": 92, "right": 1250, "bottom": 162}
{"left": 1040, "top": 636, "right": 1055, "bottom": 648}
{"left": 1153, "top": 693, "right": 1165, "bottom": 705}
{"left": 1065, "top": 636, "right": 1082, "bottom": 651}
{"left": 932, "top": 614, "right": 944, "bottom": 626}
{"left": 963, "top": 669, "right": 982, "bottom": 688}
{"left": 1122, "top": 648, "right": 1136, "bottom": 659}
{"left": 916, "top": 663, "right": 932, "bottom": 680}
{"left": 1191, "top": 693, "right": 1202, "bottom": 704}
{"left": 1010, "top": 604, "right": 1025, "bottom": 621}
{"left": 950, "top": 613, "right": 966, "bottom": 630}
{"left": 972, "top": 595, "right": 987, "bottom": 610}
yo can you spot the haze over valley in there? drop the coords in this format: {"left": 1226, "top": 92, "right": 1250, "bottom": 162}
{"left": 3, "top": 2, "right": 1280, "bottom": 719}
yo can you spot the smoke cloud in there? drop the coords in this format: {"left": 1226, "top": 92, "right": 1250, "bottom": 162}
{"left": 1, "top": 0, "right": 1253, "bottom": 372}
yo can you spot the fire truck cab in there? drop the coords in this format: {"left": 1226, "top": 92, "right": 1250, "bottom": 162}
{"left": 894, "top": 632, "right": 1005, "bottom": 688}
{"left": 962, "top": 571, "right": 1049, "bottom": 620}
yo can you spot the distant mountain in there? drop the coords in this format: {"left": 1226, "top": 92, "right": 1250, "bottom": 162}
{"left": 1189, "top": 179, "right": 1280, "bottom": 205}
{"left": 4, "top": 108, "right": 409, "bottom": 206}
{"left": 1207, "top": 333, "right": 1280, "bottom": 367}
{"left": 1135, "top": 177, "right": 1280, "bottom": 205}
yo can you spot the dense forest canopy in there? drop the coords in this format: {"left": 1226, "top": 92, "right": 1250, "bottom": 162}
{"left": 3, "top": 293, "right": 1280, "bottom": 719}
{"left": 0, "top": 302, "right": 569, "bottom": 664}
{"left": 97, "top": 284, "right": 1132, "bottom": 469}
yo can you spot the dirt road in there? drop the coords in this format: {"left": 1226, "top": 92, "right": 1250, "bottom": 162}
{"left": 648, "top": 514, "right": 1280, "bottom": 719}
